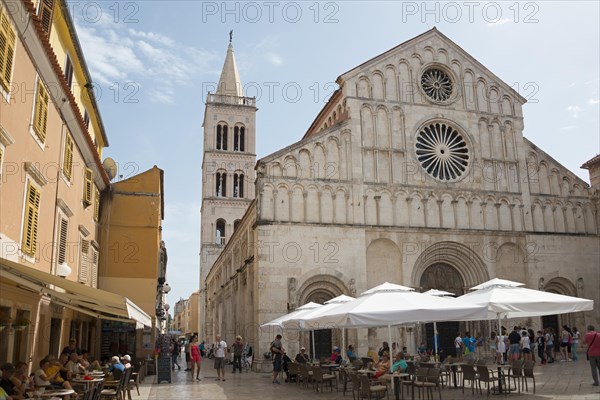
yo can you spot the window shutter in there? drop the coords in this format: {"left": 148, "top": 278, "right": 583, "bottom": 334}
{"left": 83, "top": 168, "right": 93, "bottom": 204}
{"left": 0, "top": 8, "right": 16, "bottom": 92}
{"left": 63, "top": 133, "right": 73, "bottom": 181}
{"left": 91, "top": 247, "right": 98, "bottom": 288}
{"left": 22, "top": 182, "right": 41, "bottom": 256}
{"left": 38, "top": 0, "right": 54, "bottom": 36}
{"left": 93, "top": 186, "right": 100, "bottom": 221}
{"left": 79, "top": 239, "right": 89, "bottom": 283}
{"left": 33, "top": 80, "right": 49, "bottom": 142}
{"left": 57, "top": 217, "right": 68, "bottom": 265}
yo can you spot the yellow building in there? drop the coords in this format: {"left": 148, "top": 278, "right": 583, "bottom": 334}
{"left": 98, "top": 166, "right": 167, "bottom": 358}
{"left": 173, "top": 292, "right": 198, "bottom": 338}
{"left": 0, "top": 0, "right": 150, "bottom": 369}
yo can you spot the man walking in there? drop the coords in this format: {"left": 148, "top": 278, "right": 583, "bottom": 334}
{"left": 270, "top": 334, "right": 284, "bottom": 384}
{"left": 214, "top": 334, "right": 227, "bottom": 381}
{"left": 508, "top": 326, "right": 522, "bottom": 361}
{"left": 584, "top": 325, "right": 600, "bottom": 386}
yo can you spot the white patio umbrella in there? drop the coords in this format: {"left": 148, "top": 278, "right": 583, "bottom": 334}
{"left": 260, "top": 302, "right": 322, "bottom": 360}
{"left": 458, "top": 279, "right": 594, "bottom": 334}
{"left": 304, "top": 282, "right": 488, "bottom": 362}
{"left": 423, "top": 289, "right": 455, "bottom": 359}
{"left": 283, "top": 294, "right": 356, "bottom": 361}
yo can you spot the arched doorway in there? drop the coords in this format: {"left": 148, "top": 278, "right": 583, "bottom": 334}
{"left": 420, "top": 263, "right": 464, "bottom": 360}
{"left": 296, "top": 275, "right": 347, "bottom": 361}
{"left": 541, "top": 278, "right": 580, "bottom": 338}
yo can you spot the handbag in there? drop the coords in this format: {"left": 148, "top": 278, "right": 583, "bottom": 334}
{"left": 587, "top": 333, "right": 598, "bottom": 361}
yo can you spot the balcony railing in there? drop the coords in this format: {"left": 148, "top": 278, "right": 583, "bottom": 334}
{"left": 206, "top": 93, "right": 256, "bottom": 107}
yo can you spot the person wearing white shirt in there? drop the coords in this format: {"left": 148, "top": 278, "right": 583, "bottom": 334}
{"left": 213, "top": 335, "right": 227, "bottom": 381}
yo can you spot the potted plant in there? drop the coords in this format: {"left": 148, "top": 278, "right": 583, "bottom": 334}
{"left": 12, "top": 315, "right": 29, "bottom": 331}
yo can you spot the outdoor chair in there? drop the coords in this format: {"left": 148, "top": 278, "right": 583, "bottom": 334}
{"left": 311, "top": 366, "right": 337, "bottom": 392}
{"left": 505, "top": 360, "right": 524, "bottom": 393}
{"left": 101, "top": 368, "right": 128, "bottom": 400}
{"left": 297, "top": 363, "right": 313, "bottom": 388}
{"left": 476, "top": 365, "right": 496, "bottom": 397}
{"left": 288, "top": 362, "right": 299, "bottom": 383}
{"left": 411, "top": 367, "right": 442, "bottom": 400}
{"left": 359, "top": 374, "right": 388, "bottom": 400}
{"left": 522, "top": 360, "right": 536, "bottom": 393}
{"left": 404, "top": 367, "right": 429, "bottom": 398}
{"left": 338, "top": 367, "right": 349, "bottom": 396}
{"left": 460, "top": 364, "right": 478, "bottom": 395}
{"left": 349, "top": 372, "right": 361, "bottom": 400}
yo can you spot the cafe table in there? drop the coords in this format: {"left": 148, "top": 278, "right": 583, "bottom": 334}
{"left": 71, "top": 376, "right": 104, "bottom": 392}
{"left": 491, "top": 363, "right": 513, "bottom": 395}
{"left": 35, "top": 388, "right": 75, "bottom": 399}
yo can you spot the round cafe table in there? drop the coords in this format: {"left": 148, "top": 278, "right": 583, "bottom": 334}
{"left": 36, "top": 388, "right": 75, "bottom": 398}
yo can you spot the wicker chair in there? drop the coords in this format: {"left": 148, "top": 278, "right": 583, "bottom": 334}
{"left": 359, "top": 374, "right": 388, "bottom": 400}
{"left": 505, "top": 360, "right": 525, "bottom": 393}
{"left": 522, "top": 360, "right": 536, "bottom": 393}
{"left": 311, "top": 366, "right": 337, "bottom": 392}
{"left": 476, "top": 365, "right": 496, "bottom": 397}
{"left": 349, "top": 372, "right": 361, "bottom": 400}
{"left": 461, "top": 364, "right": 479, "bottom": 395}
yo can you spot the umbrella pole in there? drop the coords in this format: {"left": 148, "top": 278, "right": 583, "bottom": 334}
{"left": 388, "top": 324, "right": 393, "bottom": 356}
{"left": 433, "top": 321, "right": 439, "bottom": 361}
{"left": 312, "top": 331, "right": 316, "bottom": 361}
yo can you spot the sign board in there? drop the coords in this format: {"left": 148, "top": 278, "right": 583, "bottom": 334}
{"left": 156, "top": 356, "right": 172, "bottom": 384}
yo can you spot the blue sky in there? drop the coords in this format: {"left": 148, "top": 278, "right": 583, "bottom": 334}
{"left": 72, "top": 1, "right": 599, "bottom": 311}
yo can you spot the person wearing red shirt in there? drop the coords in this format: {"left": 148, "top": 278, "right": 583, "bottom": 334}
{"left": 584, "top": 325, "right": 600, "bottom": 386}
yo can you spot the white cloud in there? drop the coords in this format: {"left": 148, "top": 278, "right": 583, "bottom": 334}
{"left": 487, "top": 18, "right": 511, "bottom": 27}
{"left": 75, "top": 11, "right": 218, "bottom": 103}
{"left": 567, "top": 105, "right": 582, "bottom": 118}
{"left": 265, "top": 52, "right": 284, "bottom": 66}
{"left": 589, "top": 99, "right": 600, "bottom": 105}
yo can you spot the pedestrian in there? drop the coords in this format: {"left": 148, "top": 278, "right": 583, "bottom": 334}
{"left": 270, "top": 334, "right": 284, "bottom": 384}
{"left": 508, "top": 326, "right": 521, "bottom": 361}
{"left": 572, "top": 327, "right": 580, "bottom": 361}
{"left": 536, "top": 330, "right": 546, "bottom": 365}
{"left": 213, "top": 334, "right": 227, "bottom": 381}
{"left": 378, "top": 342, "right": 390, "bottom": 359}
{"left": 583, "top": 325, "right": 600, "bottom": 386}
{"left": 184, "top": 338, "right": 191, "bottom": 371}
{"left": 545, "top": 328, "right": 555, "bottom": 363}
{"left": 497, "top": 329, "right": 507, "bottom": 364}
{"left": 560, "top": 325, "right": 572, "bottom": 362}
{"left": 454, "top": 332, "right": 463, "bottom": 359}
{"left": 231, "top": 336, "right": 244, "bottom": 373}
{"left": 462, "top": 332, "right": 475, "bottom": 359}
{"left": 521, "top": 330, "right": 532, "bottom": 361}
{"left": 171, "top": 339, "right": 181, "bottom": 371}
{"left": 190, "top": 336, "right": 202, "bottom": 381}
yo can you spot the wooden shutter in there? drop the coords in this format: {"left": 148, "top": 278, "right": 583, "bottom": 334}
{"left": 91, "top": 247, "right": 98, "bottom": 288}
{"left": 38, "top": 0, "right": 54, "bottom": 36}
{"left": 33, "top": 80, "right": 49, "bottom": 142}
{"left": 79, "top": 239, "right": 89, "bottom": 283}
{"left": 57, "top": 217, "right": 68, "bottom": 264}
{"left": 83, "top": 168, "right": 93, "bottom": 204}
{"left": 93, "top": 186, "right": 100, "bottom": 221}
{"left": 0, "top": 7, "right": 16, "bottom": 92}
{"left": 63, "top": 133, "right": 73, "bottom": 180}
{"left": 21, "top": 182, "right": 41, "bottom": 256}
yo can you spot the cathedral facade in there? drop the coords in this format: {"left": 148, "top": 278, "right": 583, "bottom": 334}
{"left": 200, "top": 29, "right": 599, "bottom": 366}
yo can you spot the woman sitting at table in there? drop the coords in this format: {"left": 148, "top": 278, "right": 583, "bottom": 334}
{"left": 391, "top": 352, "right": 408, "bottom": 373}
{"left": 347, "top": 345, "right": 358, "bottom": 362}
{"left": 329, "top": 347, "right": 343, "bottom": 364}
{"left": 34, "top": 359, "right": 73, "bottom": 400}
{"left": 372, "top": 352, "right": 391, "bottom": 379}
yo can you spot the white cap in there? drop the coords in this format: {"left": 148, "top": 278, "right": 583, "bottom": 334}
{"left": 121, "top": 355, "right": 131, "bottom": 361}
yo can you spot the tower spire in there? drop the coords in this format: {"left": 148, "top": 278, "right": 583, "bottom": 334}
{"left": 216, "top": 32, "right": 242, "bottom": 97}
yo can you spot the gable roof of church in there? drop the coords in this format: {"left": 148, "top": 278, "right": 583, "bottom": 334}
{"left": 337, "top": 27, "right": 527, "bottom": 105}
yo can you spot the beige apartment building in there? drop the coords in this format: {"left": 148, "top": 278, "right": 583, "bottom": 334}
{"left": 0, "top": 0, "right": 150, "bottom": 369}
{"left": 174, "top": 292, "right": 198, "bottom": 338}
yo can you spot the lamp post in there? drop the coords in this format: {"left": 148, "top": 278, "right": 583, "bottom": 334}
{"left": 156, "top": 280, "right": 171, "bottom": 334}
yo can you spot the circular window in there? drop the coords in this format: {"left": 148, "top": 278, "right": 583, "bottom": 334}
{"left": 415, "top": 122, "right": 470, "bottom": 181}
{"left": 421, "top": 68, "right": 454, "bottom": 103}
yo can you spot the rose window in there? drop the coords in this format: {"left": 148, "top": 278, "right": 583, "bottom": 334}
{"left": 421, "top": 68, "right": 453, "bottom": 102}
{"left": 415, "top": 123, "right": 469, "bottom": 181}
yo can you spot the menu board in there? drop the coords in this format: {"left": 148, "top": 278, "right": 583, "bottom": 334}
{"left": 156, "top": 356, "right": 172, "bottom": 384}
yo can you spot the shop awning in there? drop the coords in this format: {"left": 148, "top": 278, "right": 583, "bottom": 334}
{"left": 0, "top": 257, "right": 152, "bottom": 327}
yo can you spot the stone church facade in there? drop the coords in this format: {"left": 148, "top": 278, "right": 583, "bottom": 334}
{"left": 201, "top": 28, "right": 599, "bottom": 366}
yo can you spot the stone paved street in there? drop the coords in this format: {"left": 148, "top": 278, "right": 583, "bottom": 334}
{"left": 134, "top": 358, "right": 600, "bottom": 400}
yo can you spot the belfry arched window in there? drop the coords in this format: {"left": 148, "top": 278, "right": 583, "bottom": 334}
{"left": 233, "top": 173, "right": 244, "bottom": 198}
{"left": 215, "top": 172, "right": 227, "bottom": 197}
{"left": 234, "top": 125, "right": 245, "bottom": 152}
{"left": 216, "top": 123, "right": 228, "bottom": 150}
{"left": 215, "top": 219, "right": 226, "bottom": 245}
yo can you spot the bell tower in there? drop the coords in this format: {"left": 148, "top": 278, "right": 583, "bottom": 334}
{"left": 199, "top": 35, "right": 257, "bottom": 338}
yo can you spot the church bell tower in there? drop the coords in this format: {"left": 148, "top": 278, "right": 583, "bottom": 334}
{"left": 199, "top": 35, "right": 257, "bottom": 338}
